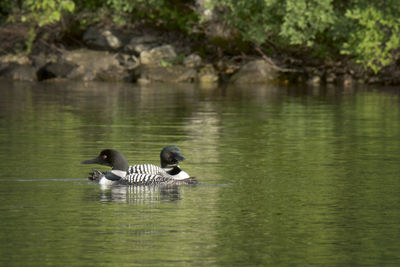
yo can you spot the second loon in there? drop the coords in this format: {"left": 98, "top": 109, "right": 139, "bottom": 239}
{"left": 129, "top": 145, "right": 191, "bottom": 180}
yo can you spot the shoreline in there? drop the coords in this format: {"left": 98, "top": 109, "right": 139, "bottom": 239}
{"left": 0, "top": 24, "right": 399, "bottom": 86}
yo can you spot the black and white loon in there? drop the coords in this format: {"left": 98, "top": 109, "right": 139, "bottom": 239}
{"left": 129, "top": 146, "right": 190, "bottom": 180}
{"left": 81, "top": 147, "right": 197, "bottom": 186}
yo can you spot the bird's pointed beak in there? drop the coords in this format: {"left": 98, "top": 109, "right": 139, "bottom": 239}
{"left": 81, "top": 156, "right": 101, "bottom": 165}
{"left": 172, "top": 151, "right": 185, "bottom": 162}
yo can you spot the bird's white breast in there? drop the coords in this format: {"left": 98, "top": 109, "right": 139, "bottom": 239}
{"left": 172, "top": 170, "right": 190, "bottom": 180}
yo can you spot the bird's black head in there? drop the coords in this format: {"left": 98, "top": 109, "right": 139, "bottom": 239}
{"left": 160, "top": 146, "right": 185, "bottom": 168}
{"left": 81, "top": 149, "right": 129, "bottom": 171}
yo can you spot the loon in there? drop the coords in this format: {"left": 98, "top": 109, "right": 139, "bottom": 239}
{"left": 82, "top": 148, "right": 196, "bottom": 186}
{"left": 129, "top": 146, "right": 191, "bottom": 180}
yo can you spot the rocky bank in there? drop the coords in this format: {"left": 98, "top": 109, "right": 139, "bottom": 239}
{"left": 0, "top": 25, "right": 398, "bottom": 86}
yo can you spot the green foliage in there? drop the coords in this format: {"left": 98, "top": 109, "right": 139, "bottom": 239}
{"left": 217, "top": 0, "right": 336, "bottom": 46}
{"left": 280, "top": 0, "right": 335, "bottom": 46}
{"left": 105, "top": 0, "right": 198, "bottom": 32}
{"left": 211, "top": 0, "right": 400, "bottom": 73}
{"left": 25, "top": 27, "right": 36, "bottom": 54}
{"left": 0, "top": 0, "right": 17, "bottom": 18}
{"left": 341, "top": 3, "right": 400, "bottom": 73}
{"left": 73, "top": 0, "right": 104, "bottom": 11}
{"left": 21, "top": 0, "right": 75, "bottom": 26}
{"left": 218, "top": 0, "right": 283, "bottom": 45}
{"left": 10, "top": 0, "right": 75, "bottom": 54}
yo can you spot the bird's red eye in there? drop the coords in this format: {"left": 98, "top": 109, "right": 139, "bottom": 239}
{"left": 103, "top": 155, "right": 107, "bottom": 159}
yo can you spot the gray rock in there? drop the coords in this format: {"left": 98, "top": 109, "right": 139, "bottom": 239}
{"left": 124, "top": 43, "right": 153, "bottom": 54}
{"left": 83, "top": 27, "right": 122, "bottom": 50}
{"left": 37, "top": 61, "right": 76, "bottom": 81}
{"left": 62, "top": 49, "right": 130, "bottom": 81}
{"left": 124, "top": 35, "right": 160, "bottom": 54}
{"left": 0, "top": 63, "right": 37, "bottom": 81}
{"left": 31, "top": 53, "right": 58, "bottom": 69}
{"left": 0, "top": 54, "right": 30, "bottom": 65}
{"left": 140, "top": 45, "right": 177, "bottom": 65}
{"left": 96, "top": 65, "right": 133, "bottom": 82}
{"left": 129, "top": 35, "right": 159, "bottom": 45}
{"left": 117, "top": 54, "right": 139, "bottom": 70}
{"left": 0, "top": 54, "right": 37, "bottom": 81}
{"left": 230, "top": 59, "right": 278, "bottom": 84}
{"left": 183, "top": 54, "right": 202, "bottom": 68}
{"left": 199, "top": 73, "right": 219, "bottom": 83}
{"left": 140, "top": 65, "right": 197, "bottom": 83}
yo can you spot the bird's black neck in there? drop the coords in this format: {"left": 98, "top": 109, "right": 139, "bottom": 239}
{"left": 165, "top": 166, "right": 181, "bottom": 175}
{"left": 112, "top": 156, "right": 129, "bottom": 171}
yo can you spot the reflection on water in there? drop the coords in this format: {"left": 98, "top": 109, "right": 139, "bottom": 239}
{"left": 98, "top": 184, "right": 182, "bottom": 203}
{"left": 0, "top": 80, "right": 400, "bottom": 266}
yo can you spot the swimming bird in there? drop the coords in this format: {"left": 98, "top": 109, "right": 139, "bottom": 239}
{"left": 82, "top": 149, "right": 196, "bottom": 186}
{"left": 129, "top": 146, "right": 191, "bottom": 180}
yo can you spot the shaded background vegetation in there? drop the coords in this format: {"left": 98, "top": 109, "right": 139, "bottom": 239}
{"left": 1, "top": 0, "right": 400, "bottom": 75}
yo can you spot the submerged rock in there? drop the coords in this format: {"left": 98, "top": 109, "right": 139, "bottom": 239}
{"left": 326, "top": 72, "right": 336, "bottom": 83}
{"left": 198, "top": 64, "right": 218, "bottom": 83}
{"left": 0, "top": 54, "right": 37, "bottom": 81}
{"left": 139, "top": 65, "right": 197, "bottom": 83}
{"left": 230, "top": 59, "right": 278, "bottom": 84}
{"left": 308, "top": 75, "right": 321, "bottom": 86}
{"left": 342, "top": 74, "right": 353, "bottom": 87}
{"left": 0, "top": 63, "right": 37, "bottom": 81}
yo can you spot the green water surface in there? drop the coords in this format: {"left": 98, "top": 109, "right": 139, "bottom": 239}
{"left": 0, "top": 81, "right": 399, "bottom": 266}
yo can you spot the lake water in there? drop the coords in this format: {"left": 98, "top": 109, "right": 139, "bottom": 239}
{"left": 0, "top": 80, "right": 399, "bottom": 266}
